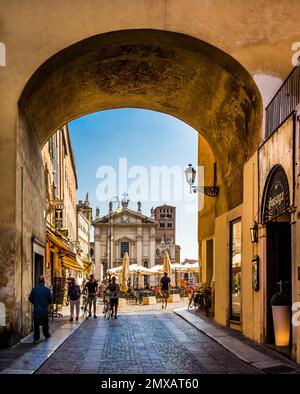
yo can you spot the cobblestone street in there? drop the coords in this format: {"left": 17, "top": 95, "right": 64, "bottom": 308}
{"left": 36, "top": 309, "right": 261, "bottom": 374}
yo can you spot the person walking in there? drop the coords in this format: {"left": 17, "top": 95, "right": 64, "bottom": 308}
{"left": 106, "top": 276, "right": 120, "bottom": 319}
{"left": 83, "top": 274, "right": 98, "bottom": 318}
{"left": 29, "top": 276, "right": 53, "bottom": 342}
{"left": 68, "top": 277, "right": 81, "bottom": 322}
{"left": 160, "top": 271, "right": 171, "bottom": 309}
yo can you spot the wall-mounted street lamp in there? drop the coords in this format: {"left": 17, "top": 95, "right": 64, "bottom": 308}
{"left": 184, "top": 164, "right": 219, "bottom": 197}
{"left": 250, "top": 221, "right": 258, "bottom": 243}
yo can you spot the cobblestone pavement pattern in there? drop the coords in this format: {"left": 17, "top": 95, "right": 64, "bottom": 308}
{"left": 37, "top": 310, "right": 261, "bottom": 374}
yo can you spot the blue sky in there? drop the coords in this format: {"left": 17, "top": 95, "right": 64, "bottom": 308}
{"left": 68, "top": 109, "right": 198, "bottom": 260}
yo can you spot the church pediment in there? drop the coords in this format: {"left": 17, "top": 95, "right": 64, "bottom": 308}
{"left": 93, "top": 207, "right": 156, "bottom": 226}
{"left": 116, "top": 208, "right": 156, "bottom": 224}
{"left": 115, "top": 235, "right": 135, "bottom": 243}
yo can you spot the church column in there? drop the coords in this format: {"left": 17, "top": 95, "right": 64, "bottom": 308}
{"left": 94, "top": 237, "right": 102, "bottom": 281}
{"left": 150, "top": 234, "right": 156, "bottom": 267}
{"left": 116, "top": 242, "right": 119, "bottom": 262}
{"left": 130, "top": 242, "right": 134, "bottom": 262}
{"left": 98, "top": 242, "right": 103, "bottom": 280}
{"left": 136, "top": 228, "right": 142, "bottom": 265}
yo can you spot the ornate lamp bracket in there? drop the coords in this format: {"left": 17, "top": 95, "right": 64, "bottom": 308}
{"left": 191, "top": 185, "right": 219, "bottom": 197}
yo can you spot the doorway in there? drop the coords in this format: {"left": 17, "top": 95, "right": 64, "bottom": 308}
{"left": 266, "top": 220, "right": 292, "bottom": 347}
{"left": 34, "top": 253, "right": 44, "bottom": 286}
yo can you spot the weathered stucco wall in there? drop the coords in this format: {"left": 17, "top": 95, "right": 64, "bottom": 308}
{"left": 13, "top": 110, "right": 45, "bottom": 340}
{"left": 241, "top": 152, "right": 262, "bottom": 342}
{"left": 198, "top": 134, "right": 216, "bottom": 241}
{"left": 214, "top": 212, "right": 229, "bottom": 326}
{"left": 258, "top": 115, "right": 294, "bottom": 210}
{"left": 20, "top": 30, "right": 262, "bottom": 216}
{"left": 214, "top": 204, "right": 243, "bottom": 327}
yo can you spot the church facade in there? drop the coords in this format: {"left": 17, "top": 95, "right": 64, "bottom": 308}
{"left": 93, "top": 198, "right": 177, "bottom": 281}
{"left": 93, "top": 198, "right": 156, "bottom": 281}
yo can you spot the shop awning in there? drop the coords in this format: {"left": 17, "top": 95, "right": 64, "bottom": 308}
{"left": 47, "top": 229, "right": 72, "bottom": 253}
{"left": 62, "top": 256, "right": 83, "bottom": 272}
{"left": 82, "top": 258, "right": 93, "bottom": 272}
{"left": 47, "top": 227, "right": 85, "bottom": 273}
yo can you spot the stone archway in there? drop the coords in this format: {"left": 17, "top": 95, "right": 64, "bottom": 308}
{"left": 20, "top": 29, "right": 262, "bottom": 212}
{"left": 9, "top": 29, "right": 262, "bottom": 342}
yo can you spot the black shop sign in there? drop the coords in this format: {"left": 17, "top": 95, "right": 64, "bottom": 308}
{"left": 261, "top": 165, "right": 290, "bottom": 224}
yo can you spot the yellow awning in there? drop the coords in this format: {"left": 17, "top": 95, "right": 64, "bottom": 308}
{"left": 47, "top": 227, "right": 85, "bottom": 273}
{"left": 47, "top": 229, "right": 71, "bottom": 253}
{"left": 82, "top": 258, "right": 92, "bottom": 271}
{"left": 62, "top": 256, "right": 83, "bottom": 272}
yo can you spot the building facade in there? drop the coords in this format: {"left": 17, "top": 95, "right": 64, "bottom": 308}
{"left": 199, "top": 66, "right": 300, "bottom": 362}
{"left": 42, "top": 125, "right": 78, "bottom": 242}
{"left": 93, "top": 199, "right": 157, "bottom": 281}
{"left": 42, "top": 126, "right": 92, "bottom": 290}
{"left": 42, "top": 125, "right": 78, "bottom": 286}
{"left": 76, "top": 194, "right": 93, "bottom": 259}
{"left": 154, "top": 204, "right": 181, "bottom": 263}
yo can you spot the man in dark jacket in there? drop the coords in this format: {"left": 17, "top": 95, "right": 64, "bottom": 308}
{"left": 29, "top": 276, "right": 53, "bottom": 342}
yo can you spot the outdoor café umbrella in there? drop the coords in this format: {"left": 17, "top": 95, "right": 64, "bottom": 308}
{"left": 106, "top": 265, "right": 122, "bottom": 276}
{"left": 149, "top": 264, "right": 164, "bottom": 286}
{"left": 120, "top": 252, "right": 129, "bottom": 292}
{"left": 129, "top": 264, "right": 152, "bottom": 289}
{"left": 149, "top": 264, "right": 164, "bottom": 274}
{"left": 187, "top": 262, "right": 200, "bottom": 272}
{"left": 163, "top": 250, "right": 171, "bottom": 275}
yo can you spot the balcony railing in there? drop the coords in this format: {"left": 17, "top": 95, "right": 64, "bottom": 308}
{"left": 265, "top": 66, "right": 300, "bottom": 138}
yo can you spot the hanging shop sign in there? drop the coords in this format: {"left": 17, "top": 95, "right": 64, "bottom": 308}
{"left": 261, "top": 165, "right": 290, "bottom": 224}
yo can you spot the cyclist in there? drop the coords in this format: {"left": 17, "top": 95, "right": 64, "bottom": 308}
{"left": 83, "top": 274, "right": 98, "bottom": 318}
{"left": 106, "top": 276, "right": 120, "bottom": 319}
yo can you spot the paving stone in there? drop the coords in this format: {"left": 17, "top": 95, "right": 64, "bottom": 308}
{"left": 37, "top": 310, "right": 259, "bottom": 374}
{"left": 174, "top": 308, "right": 298, "bottom": 373}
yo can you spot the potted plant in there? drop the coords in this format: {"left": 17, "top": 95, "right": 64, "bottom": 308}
{"left": 271, "top": 292, "right": 290, "bottom": 346}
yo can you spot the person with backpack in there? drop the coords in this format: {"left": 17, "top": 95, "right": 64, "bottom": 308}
{"left": 68, "top": 277, "right": 81, "bottom": 322}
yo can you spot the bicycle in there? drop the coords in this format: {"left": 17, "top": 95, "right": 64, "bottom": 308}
{"left": 188, "top": 290, "right": 202, "bottom": 311}
{"left": 203, "top": 288, "right": 212, "bottom": 316}
{"left": 188, "top": 288, "right": 212, "bottom": 316}
{"left": 103, "top": 292, "right": 113, "bottom": 320}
